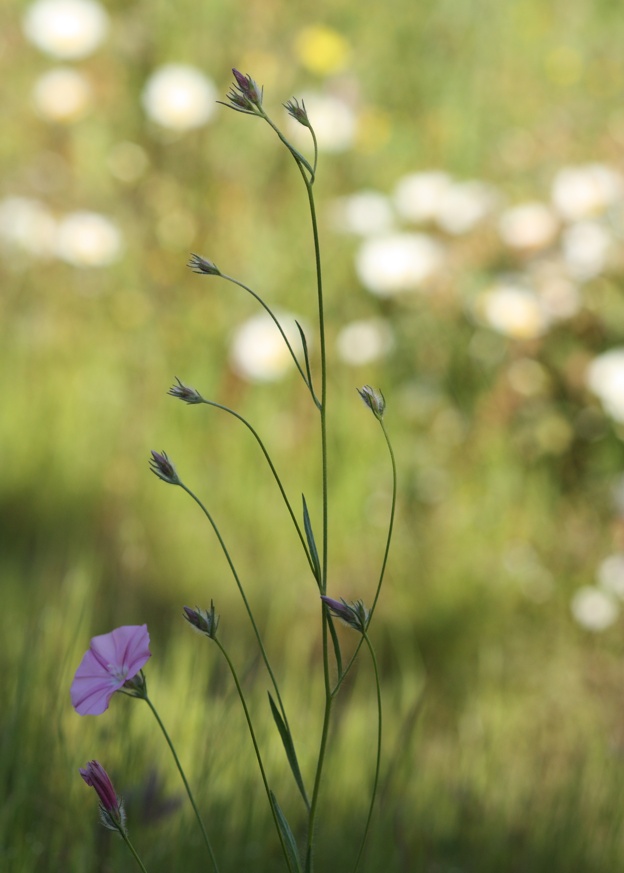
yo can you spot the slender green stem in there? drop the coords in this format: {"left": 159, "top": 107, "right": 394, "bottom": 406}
{"left": 260, "top": 110, "right": 332, "bottom": 873}
{"left": 143, "top": 695, "right": 220, "bottom": 873}
{"left": 332, "top": 419, "right": 396, "bottom": 696}
{"left": 260, "top": 110, "right": 316, "bottom": 181}
{"left": 352, "top": 632, "right": 382, "bottom": 873}
{"left": 304, "top": 612, "right": 333, "bottom": 873}
{"left": 222, "top": 274, "right": 317, "bottom": 401}
{"left": 198, "top": 398, "right": 314, "bottom": 574}
{"left": 119, "top": 830, "right": 149, "bottom": 873}
{"left": 179, "top": 483, "right": 290, "bottom": 730}
{"left": 214, "top": 637, "right": 296, "bottom": 870}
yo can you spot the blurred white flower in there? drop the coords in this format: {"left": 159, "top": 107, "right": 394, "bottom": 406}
{"left": 498, "top": 202, "right": 559, "bottom": 251}
{"left": 22, "top": 0, "right": 109, "bottom": 60}
{"left": 142, "top": 65, "right": 217, "bottom": 131}
{"left": 355, "top": 232, "right": 445, "bottom": 296}
{"left": 286, "top": 92, "right": 357, "bottom": 152}
{"left": 0, "top": 196, "right": 57, "bottom": 258}
{"left": 230, "top": 311, "right": 307, "bottom": 382}
{"left": 478, "top": 279, "right": 549, "bottom": 340}
{"left": 336, "top": 318, "right": 394, "bottom": 366}
{"left": 55, "top": 211, "right": 123, "bottom": 266}
{"left": 552, "top": 163, "right": 624, "bottom": 222}
{"left": 561, "top": 220, "right": 612, "bottom": 280}
{"left": 597, "top": 554, "right": 624, "bottom": 599}
{"left": 328, "top": 190, "right": 394, "bottom": 236}
{"left": 529, "top": 259, "right": 582, "bottom": 320}
{"left": 436, "top": 180, "right": 499, "bottom": 235}
{"left": 586, "top": 348, "right": 624, "bottom": 422}
{"left": 393, "top": 171, "right": 453, "bottom": 224}
{"left": 570, "top": 586, "right": 619, "bottom": 632}
{"left": 32, "top": 67, "right": 92, "bottom": 122}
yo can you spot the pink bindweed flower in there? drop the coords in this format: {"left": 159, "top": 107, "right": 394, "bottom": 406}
{"left": 80, "top": 760, "right": 127, "bottom": 832}
{"left": 71, "top": 625, "right": 151, "bottom": 716}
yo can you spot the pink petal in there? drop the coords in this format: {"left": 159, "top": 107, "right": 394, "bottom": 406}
{"left": 70, "top": 625, "right": 151, "bottom": 716}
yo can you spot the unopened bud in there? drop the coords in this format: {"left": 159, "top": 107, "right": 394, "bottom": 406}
{"left": 357, "top": 385, "right": 385, "bottom": 420}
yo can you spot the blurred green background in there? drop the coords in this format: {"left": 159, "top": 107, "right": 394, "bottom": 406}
{"left": 4, "top": 0, "right": 624, "bottom": 870}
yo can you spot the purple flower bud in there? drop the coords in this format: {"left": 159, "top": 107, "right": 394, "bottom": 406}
{"left": 149, "top": 450, "right": 180, "bottom": 485}
{"left": 183, "top": 602, "right": 219, "bottom": 639}
{"left": 80, "top": 761, "right": 127, "bottom": 833}
{"left": 222, "top": 69, "right": 263, "bottom": 114}
{"left": 321, "top": 595, "right": 370, "bottom": 633}
{"left": 187, "top": 253, "right": 221, "bottom": 276}
{"left": 231, "top": 68, "right": 263, "bottom": 106}
{"left": 284, "top": 97, "right": 310, "bottom": 128}
{"left": 168, "top": 377, "right": 203, "bottom": 405}
{"left": 357, "top": 385, "right": 386, "bottom": 420}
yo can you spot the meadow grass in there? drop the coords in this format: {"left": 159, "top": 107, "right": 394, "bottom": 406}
{"left": 4, "top": 0, "right": 624, "bottom": 870}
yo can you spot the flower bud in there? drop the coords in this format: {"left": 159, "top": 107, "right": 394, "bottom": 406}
{"left": 80, "top": 760, "right": 127, "bottom": 833}
{"left": 283, "top": 97, "right": 310, "bottom": 128}
{"left": 187, "top": 253, "right": 221, "bottom": 276}
{"left": 149, "top": 450, "right": 180, "bottom": 485}
{"left": 321, "top": 595, "right": 370, "bottom": 633}
{"left": 168, "top": 377, "right": 203, "bottom": 405}
{"left": 183, "top": 602, "right": 219, "bottom": 639}
{"left": 357, "top": 385, "right": 386, "bottom": 419}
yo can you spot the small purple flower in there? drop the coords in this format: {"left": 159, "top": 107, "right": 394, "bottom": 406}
{"left": 149, "top": 450, "right": 180, "bottom": 485}
{"left": 187, "top": 253, "right": 221, "bottom": 276}
{"left": 168, "top": 377, "right": 203, "bottom": 405}
{"left": 357, "top": 385, "right": 385, "bottom": 420}
{"left": 321, "top": 596, "right": 370, "bottom": 633}
{"left": 183, "top": 602, "right": 219, "bottom": 639}
{"left": 284, "top": 97, "right": 310, "bottom": 128}
{"left": 80, "top": 760, "right": 127, "bottom": 832}
{"left": 71, "top": 625, "right": 151, "bottom": 716}
{"left": 223, "top": 68, "right": 263, "bottom": 113}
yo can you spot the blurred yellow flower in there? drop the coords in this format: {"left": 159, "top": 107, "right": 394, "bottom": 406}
{"left": 294, "top": 25, "right": 351, "bottom": 76}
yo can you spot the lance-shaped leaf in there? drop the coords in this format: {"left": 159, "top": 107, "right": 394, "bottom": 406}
{"left": 302, "top": 495, "right": 322, "bottom": 588}
{"left": 295, "top": 320, "right": 320, "bottom": 409}
{"left": 268, "top": 692, "right": 310, "bottom": 810}
{"left": 326, "top": 613, "right": 343, "bottom": 678}
{"left": 270, "top": 790, "right": 303, "bottom": 873}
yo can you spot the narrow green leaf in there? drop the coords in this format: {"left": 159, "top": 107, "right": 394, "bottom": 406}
{"left": 302, "top": 495, "right": 322, "bottom": 587}
{"left": 326, "top": 613, "right": 343, "bottom": 678}
{"left": 268, "top": 692, "right": 310, "bottom": 810}
{"left": 295, "top": 320, "right": 312, "bottom": 388}
{"left": 270, "top": 790, "right": 303, "bottom": 873}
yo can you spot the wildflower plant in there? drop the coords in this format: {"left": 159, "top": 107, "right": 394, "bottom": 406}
{"left": 70, "top": 68, "right": 397, "bottom": 873}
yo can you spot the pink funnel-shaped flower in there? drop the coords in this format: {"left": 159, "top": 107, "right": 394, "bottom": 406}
{"left": 71, "top": 625, "right": 151, "bottom": 716}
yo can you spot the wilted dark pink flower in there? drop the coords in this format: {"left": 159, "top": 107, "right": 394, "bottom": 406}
{"left": 80, "top": 760, "right": 126, "bottom": 832}
{"left": 71, "top": 625, "right": 151, "bottom": 716}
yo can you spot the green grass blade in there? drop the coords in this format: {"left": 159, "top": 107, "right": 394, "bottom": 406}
{"left": 270, "top": 790, "right": 303, "bottom": 873}
{"left": 268, "top": 692, "right": 310, "bottom": 810}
